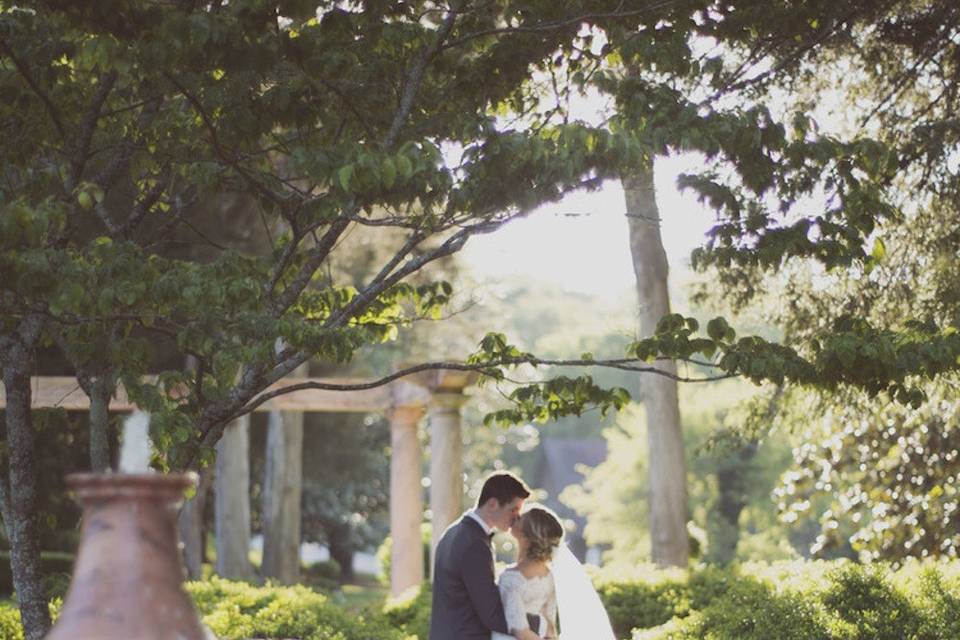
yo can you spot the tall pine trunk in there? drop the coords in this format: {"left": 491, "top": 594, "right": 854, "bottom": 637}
{"left": 623, "top": 164, "right": 689, "bottom": 567}
{"left": 1, "top": 318, "right": 52, "bottom": 639}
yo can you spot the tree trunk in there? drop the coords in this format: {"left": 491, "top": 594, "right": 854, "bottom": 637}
{"left": 84, "top": 375, "right": 114, "bottom": 472}
{"left": 261, "top": 404, "right": 304, "bottom": 585}
{"left": 328, "top": 534, "right": 355, "bottom": 584}
{"left": 623, "top": 165, "right": 689, "bottom": 568}
{"left": 214, "top": 414, "right": 255, "bottom": 581}
{"left": 178, "top": 466, "right": 213, "bottom": 579}
{"left": 1, "top": 324, "right": 53, "bottom": 639}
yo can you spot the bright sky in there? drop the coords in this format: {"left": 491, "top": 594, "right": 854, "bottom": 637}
{"left": 461, "top": 152, "right": 718, "bottom": 300}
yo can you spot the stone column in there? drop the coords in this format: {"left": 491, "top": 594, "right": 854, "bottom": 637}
{"left": 262, "top": 363, "right": 307, "bottom": 584}
{"left": 389, "top": 405, "right": 425, "bottom": 597}
{"left": 214, "top": 414, "right": 255, "bottom": 580}
{"left": 429, "top": 391, "right": 467, "bottom": 568}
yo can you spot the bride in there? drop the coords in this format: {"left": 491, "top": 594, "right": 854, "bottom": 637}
{"left": 491, "top": 505, "right": 616, "bottom": 640}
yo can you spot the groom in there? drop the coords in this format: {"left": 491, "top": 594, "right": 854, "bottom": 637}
{"left": 429, "top": 472, "right": 539, "bottom": 640}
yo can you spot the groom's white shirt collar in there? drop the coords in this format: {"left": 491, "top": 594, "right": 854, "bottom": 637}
{"left": 466, "top": 509, "right": 493, "bottom": 536}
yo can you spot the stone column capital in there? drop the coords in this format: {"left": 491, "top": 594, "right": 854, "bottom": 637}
{"left": 428, "top": 390, "right": 468, "bottom": 413}
{"left": 388, "top": 404, "right": 426, "bottom": 427}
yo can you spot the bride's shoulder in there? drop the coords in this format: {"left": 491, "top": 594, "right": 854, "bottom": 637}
{"left": 497, "top": 566, "right": 523, "bottom": 585}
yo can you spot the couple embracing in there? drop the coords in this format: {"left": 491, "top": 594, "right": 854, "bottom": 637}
{"left": 429, "top": 473, "right": 616, "bottom": 640}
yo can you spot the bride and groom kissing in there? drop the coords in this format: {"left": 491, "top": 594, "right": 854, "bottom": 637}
{"left": 429, "top": 472, "right": 616, "bottom": 640}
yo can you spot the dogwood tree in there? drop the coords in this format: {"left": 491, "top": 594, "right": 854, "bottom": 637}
{"left": 2, "top": 1, "right": 957, "bottom": 636}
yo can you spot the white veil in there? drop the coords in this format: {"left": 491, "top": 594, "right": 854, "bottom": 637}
{"left": 552, "top": 543, "right": 616, "bottom": 640}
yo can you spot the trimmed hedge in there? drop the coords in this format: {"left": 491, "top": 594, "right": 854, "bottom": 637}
{"left": 633, "top": 561, "right": 960, "bottom": 640}
{"left": 3, "top": 578, "right": 405, "bottom": 640}
{"left": 381, "top": 561, "right": 960, "bottom": 640}
{"left": 383, "top": 582, "right": 432, "bottom": 640}
{"left": 186, "top": 577, "right": 414, "bottom": 640}
{"left": 6, "top": 561, "right": 960, "bottom": 639}
{"left": 0, "top": 599, "right": 60, "bottom": 640}
{"left": 0, "top": 602, "right": 24, "bottom": 640}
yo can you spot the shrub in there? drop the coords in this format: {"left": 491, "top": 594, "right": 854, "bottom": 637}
{"left": 184, "top": 577, "right": 412, "bottom": 640}
{"left": 0, "top": 602, "right": 23, "bottom": 640}
{"left": 187, "top": 576, "right": 276, "bottom": 619}
{"left": 693, "top": 575, "right": 831, "bottom": 640}
{"left": 821, "top": 563, "right": 923, "bottom": 640}
{"left": 252, "top": 587, "right": 328, "bottom": 638}
{"left": 631, "top": 613, "right": 701, "bottom": 640}
{"left": 376, "top": 525, "right": 431, "bottom": 588}
{"left": 383, "top": 582, "right": 432, "bottom": 639}
{"left": 911, "top": 567, "right": 960, "bottom": 639}
{"left": 597, "top": 579, "right": 692, "bottom": 637}
{"left": 303, "top": 559, "right": 342, "bottom": 591}
{"left": 622, "top": 560, "right": 960, "bottom": 639}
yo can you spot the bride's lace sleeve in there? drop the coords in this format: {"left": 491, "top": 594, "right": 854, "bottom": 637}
{"left": 542, "top": 575, "right": 558, "bottom": 630}
{"left": 497, "top": 570, "right": 529, "bottom": 632}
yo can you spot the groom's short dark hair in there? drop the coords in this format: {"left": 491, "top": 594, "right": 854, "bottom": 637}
{"left": 477, "top": 472, "right": 530, "bottom": 508}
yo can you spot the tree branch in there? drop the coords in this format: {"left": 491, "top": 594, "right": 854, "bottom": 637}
{"left": 230, "top": 356, "right": 735, "bottom": 421}
{"left": 0, "top": 37, "right": 66, "bottom": 139}
{"left": 69, "top": 71, "right": 119, "bottom": 190}
{"left": 438, "top": 3, "right": 681, "bottom": 52}
{"left": 384, "top": 3, "right": 461, "bottom": 147}
{"left": 92, "top": 95, "right": 163, "bottom": 191}
{"left": 164, "top": 72, "right": 287, "bottom": 207}
{"left": 270, "top": 217, "right": 351, "bottom": 313}
{"left": 117, "top": 170, "right": 171, "bottom": 238}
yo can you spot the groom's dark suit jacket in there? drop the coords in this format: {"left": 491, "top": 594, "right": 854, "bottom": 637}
{"left": 429, "top": 515, "right": 510, "bottom": 640}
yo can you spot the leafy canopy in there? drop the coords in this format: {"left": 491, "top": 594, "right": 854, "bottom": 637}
{"left": 2, "top": 0, "right": 956, "bottom": 468}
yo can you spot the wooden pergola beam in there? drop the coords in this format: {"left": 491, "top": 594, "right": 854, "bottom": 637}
{"left": 0, "top": 375, "right": 436, "bottom": 413}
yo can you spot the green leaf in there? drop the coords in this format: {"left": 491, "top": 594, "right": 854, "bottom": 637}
{"left": 871, "top": 237, "right": 886, "bottom": 261}
{"left": 707, "top": 317, "right": 729, "bottom": 342}
{"left": 381, "top": 157, "right": 397, "bottom": 188}
{"left": 338, "top": 165, "right": 354, "bottom": 192}
{"left": 396, "top": 156, "right": 413, "bottom": 180}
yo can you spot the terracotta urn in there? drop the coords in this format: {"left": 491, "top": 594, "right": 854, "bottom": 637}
{"left": 46, "top": 472, "right": 207, "bottom": 640}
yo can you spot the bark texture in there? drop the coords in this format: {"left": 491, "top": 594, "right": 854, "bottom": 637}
{"left": 623, "top": 165, "right": 690, "bottom": 568}
{"left": 82, "top": 375, "right": 114, "bottom": 472}
{"left": 214, "top": 414, "right": 255, "bottom": 580}
{"left": 178, "top": 466, "right": 214, "bottom": 579}
{"left": 261, "top": 407, "right": 304, "bottom": 584}
{"left": 0, "top": 318, "right": 53, "bottom": 639}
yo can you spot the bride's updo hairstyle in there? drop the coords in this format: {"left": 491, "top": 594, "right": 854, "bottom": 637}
{"left": 521, "top": 505, "right": 564, "bottom": 562}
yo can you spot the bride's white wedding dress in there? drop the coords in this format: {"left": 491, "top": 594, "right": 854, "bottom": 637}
{"left": 490, "top": 545, "right": 616, "bottom": 640}
{"left": 490, "top": 567, "right": 557, "bottom": 639}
